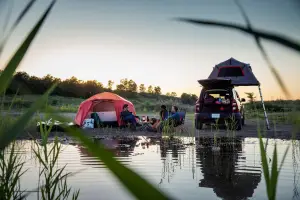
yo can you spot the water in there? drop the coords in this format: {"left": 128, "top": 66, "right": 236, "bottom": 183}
{"left": 10, "top": 137, "right": 300, "bottom": 200}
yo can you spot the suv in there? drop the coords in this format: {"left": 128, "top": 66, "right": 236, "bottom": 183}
{"left": 195, "top": 79, "right": 245, "bottom": 130}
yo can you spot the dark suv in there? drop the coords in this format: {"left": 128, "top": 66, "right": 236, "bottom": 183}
{"left": 195, "top": 79, "right": 245, "bottom": 130}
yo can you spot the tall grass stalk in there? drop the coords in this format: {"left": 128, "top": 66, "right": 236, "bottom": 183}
{"left": 0, "top": 142, "right": 27, "bottom": 200}
{"left": 32, "top": 122, "right": 80, "bottom": 200}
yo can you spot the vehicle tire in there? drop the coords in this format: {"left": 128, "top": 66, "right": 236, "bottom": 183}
{"left": 195, "top": 119, "right": 203, "bottom": 130}
{"left": 236, "top": 119, "right": 242, "bottom": 131}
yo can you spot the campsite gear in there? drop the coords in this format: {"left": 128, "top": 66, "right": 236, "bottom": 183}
{"left": 82, "top": 118, "right": 94, "bottom": 129}
{"left": 36, "top": 119, "right": 77, "bottom": 132}
{"left": 74, "top": 92, "right": 136, "bottom": 127}
{"left": 205, "top": 57, "right": 270, "bottom": 130}
{"left": 195, "top": 83, "right": 244, "bottom": 130}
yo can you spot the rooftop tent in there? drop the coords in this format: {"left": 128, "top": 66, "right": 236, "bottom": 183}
{"left": 74, "top": 92, "right": 136, "bottom": 127}
{"left": 205, "top": 58, "right": 270, "bottom": 130}
{"left": 208, "top": 57, "right": 260, "bottom": 86}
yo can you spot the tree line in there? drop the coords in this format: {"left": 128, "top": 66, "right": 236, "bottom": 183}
{"left": 2, "top": 71, "right": 198, "bottom": 105}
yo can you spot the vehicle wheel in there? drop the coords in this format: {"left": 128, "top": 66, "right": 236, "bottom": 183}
{"left": 236, "top": 119, "right": 242, "bottom": 131}
{"left": 195, "top": 119, "right": 203, "bottom": 130}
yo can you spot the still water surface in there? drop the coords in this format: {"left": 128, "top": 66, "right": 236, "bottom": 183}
{"left": 14, "top": 137, "right": 300, "bottom": 200}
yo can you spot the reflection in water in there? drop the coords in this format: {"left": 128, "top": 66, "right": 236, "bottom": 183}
{"left": 196, "top": 137, "right": 262, "bottom": 200}
{"left": 158, "top": 137, "right": 188, "bottom": 184}
{"left": 78, "top": 136, "right": 139, "bottom": 167}
{"left": 15, "top": 136, "right": 297, "bottom": 199}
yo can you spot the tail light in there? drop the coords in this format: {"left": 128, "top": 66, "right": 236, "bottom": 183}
{"left": 195, "top": 104, "right": 200, "bottom": 112}
{"left": 232, "top": 99, "right": 239, "bottom": 112}
{"left": 195, "top": 99, "right": 200, "bottom": 112}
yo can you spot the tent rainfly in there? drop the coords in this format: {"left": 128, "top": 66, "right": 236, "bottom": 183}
{"left": 208, "top": 57, "right": 270, "bottom": 130}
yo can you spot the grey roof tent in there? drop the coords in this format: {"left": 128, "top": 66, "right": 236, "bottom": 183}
{"left": 203, "top": 57, "right": 270, "bottom": 130}
{"left": 207, "top": 57, "right": 260, "bottom": 86}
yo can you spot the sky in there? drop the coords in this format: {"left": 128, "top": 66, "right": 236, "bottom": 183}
{"left": 0, "top": 0, "right": 300, "bottom": 100}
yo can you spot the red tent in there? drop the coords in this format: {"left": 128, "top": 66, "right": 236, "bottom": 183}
{"left": 74, "top": 92, "right": 136, "bottom": 126}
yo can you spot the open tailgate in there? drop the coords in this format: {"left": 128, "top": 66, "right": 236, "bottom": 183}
{"left": 198, "top": 78, "right": 232, "bottom": 89}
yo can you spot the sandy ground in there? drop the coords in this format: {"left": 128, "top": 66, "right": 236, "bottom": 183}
{"left": 15, "top": 112, "right": 299, "bottom": 140}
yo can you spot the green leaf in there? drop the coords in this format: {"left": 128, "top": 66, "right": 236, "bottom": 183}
{"left": 175, "top": 18, "right": 300, "bottom": 54}
{"left": 258, "top": 132, "right": 271, "bottom": 199}
{"left": 0, "top": 0, "right": 56, "bottom": 95}
{"left": 49, "top": 113, "right": 172, "bottom": 200}
{"left": 0, "top": 84, "right": 56, "bottom": 149}
{"left": 232, "top": 0, "right": 291, "bottom": 98}
{"left": 0, "top": 0, "right": 37, "bottom": 54}
{"left": 270, "top": 144, "right": 278, "bottom": 200}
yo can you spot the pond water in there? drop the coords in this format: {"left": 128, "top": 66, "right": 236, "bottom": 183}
{"left": 11, "top": 137, "right": 300, "bottom": 200}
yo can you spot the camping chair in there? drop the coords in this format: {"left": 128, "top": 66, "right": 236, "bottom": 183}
{"left": 120, "top": 114, "right": 140, "bottom": 130}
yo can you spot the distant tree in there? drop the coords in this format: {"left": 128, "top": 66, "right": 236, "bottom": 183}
{"left": 4, "top": 72, "right": 172, "bottom": 100}
{"left": 83, "top": 80, "right": 104, "bottom": 97}
{"left": 59, "top": 76, "right": 83, "bottom": 97}
{"left": 170, "top": 92, "right": 177, "bottom": 97}
{"left": 107, "top": 80, "right": 114, "bottom": 90}
{"left": 181, "top": 93, "right": 198, "bottom": 105}
{"left": 128, "top": 79, "right": 137, "bottom": 92}
{"left": 191, "top": 94, "right": 198, "bottom": 101}
{"left": 147, "top": 85, "right": 153, "bottom": 94}
{"left": 154, "top": 86, "right": 161, "bottom": 95}
{"left": 245, "top": 92, "right": 256, "bottom": 103}
{"left": 116, "top": 78, "right": 128, "bottom": 91}
{"left": 166, "top": 92, "right": 171, "bottom": 96}
{"left": 139, "top": 84, "right": 146, "bottom": 93}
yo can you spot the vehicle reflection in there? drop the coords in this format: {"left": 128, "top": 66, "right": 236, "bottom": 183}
{"left": 196, "top": 136, "right": 262, "bottom": 200}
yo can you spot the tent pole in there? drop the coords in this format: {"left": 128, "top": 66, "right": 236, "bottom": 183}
{"left": 258, "top": 85, "right": 270, "bottom": 130}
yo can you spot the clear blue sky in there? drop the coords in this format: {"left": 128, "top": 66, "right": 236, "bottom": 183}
{"left": 1, "top": 0, "right": 300, "bottom": 99}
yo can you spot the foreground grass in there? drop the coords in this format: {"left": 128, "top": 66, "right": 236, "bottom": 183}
{"left": 0, "top": 1, "right": 299, "bottom": 200}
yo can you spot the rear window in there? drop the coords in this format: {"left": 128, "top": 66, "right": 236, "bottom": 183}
{"left": 218, "top": 66, "right": 244, "bottom": 77}
{"left": 204, "top": 90, "right": 231, "bottom": 99}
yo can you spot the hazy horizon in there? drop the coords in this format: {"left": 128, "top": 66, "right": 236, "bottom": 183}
{"left": 1, "top": 0, "right": 299, "bottom": 100}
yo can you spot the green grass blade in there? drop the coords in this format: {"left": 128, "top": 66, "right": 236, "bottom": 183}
{"left": 0, "top": 0, "right": 36, "bottom": 54}
{"left": 279, "top": 145, "right": 290, "bottom": 172}
{"left": 1, "top": 0, "right": 13, "bottom": 42}
{"left": 0, "top": 84, "right": 56, "bottom": 149}
{"left": 175, "top": 18, "right": 300, "bottom": 54}
{"left": 233, "top": 0, "right": 291, "bottom": 98}
{"left": 270, "top": 144, "right": 278, "bottom": 200}
{"left": 258, "top": 132, "right": 271, "bottom": 199}
{"left": 49, "top": 113, "right": 172, "bottom": 200}
{"left": 0, "top": 0, "right": 56, "bottom": 95}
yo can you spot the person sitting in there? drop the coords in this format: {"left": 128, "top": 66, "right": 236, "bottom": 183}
{"left": 159, "top": 105, "right": 169, "bottom": 121}
{"left": 138, "top": 118, "right": 160, "bottom": 132}
{"left": 120, "top": 104, "right": 138, "bottom": 129}
{"left": 157, "top": 105, "right": 181, "bottom": 132}
{"left": 167, "top": 105, "right": 180, "bottom": 125}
